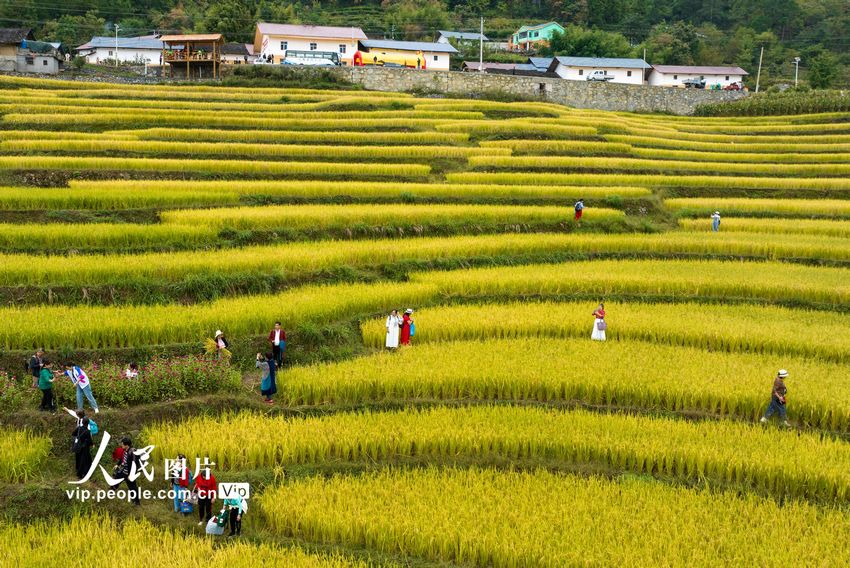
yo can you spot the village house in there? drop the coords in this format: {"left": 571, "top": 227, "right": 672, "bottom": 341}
{"left": 649, "top": 65, "right": 748, "bottom": 88}
{"left": 462, "top": 57, "right": 552, "bottom": 77}
{"left": 254, "top": 23, "right": 366, "bottom": 66}
{"left": 220, "top": 42, "right": 251, "bottom": 64}
{"left": 548, "top": 56, "right": 651, "bottom": 85}
{"left": 356, "top": 39, "right": 457, "bottom": 70}
{"left": 437, "top": 30, "right": 489, "bottom": 45}
{"left": 161, "top": 34, "right": 224, "bottom": 79}
{"left": 75, "top": 35, "right": 163, "bottom": 65}
{"left": 509, "top": 22, "right": 564, "bottom": 51}
{"left": 0, "top": 28, "right": 63, "bottom": 74}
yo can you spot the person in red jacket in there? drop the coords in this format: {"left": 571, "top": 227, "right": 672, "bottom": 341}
{"left": 400, "top": 309, "right": 414, "bottom": 346}
{"left": 268, "top": 321, "right": 286, "bottom": 368}
{"left": 194, "top": 466, "right": 217, "bottom": 526}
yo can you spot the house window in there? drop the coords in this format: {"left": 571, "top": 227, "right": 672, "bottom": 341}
{"left": 339, "top": 44, "right": 346, "bottom": 54}
{"left": 673, "top": 74, "right": 677, "bottom": 79}
{"left": 42, "top": 59, "right": 47, "bottom": 66}
{"left": 700, "top": 75, "right": 704, "bottom": 79}
{"left": 725, "top": 75, "right": 730, "bottom": 80}
{"left": 25, "top": 55, "right": 34, "bottom": 64}
{"left": 433, "top": 55, "right": 438, "bottom": 61}
{"left": 627, "top": 71, "right": 632, "bottom": 77}
{"left": 280, "top": 41, "right": 288, "bottom": 51}
{"left": 309, "top": 42, "right": 317, "bottom": 51}
{"left": 578, "top": 69, "right": 583, "bottom": 75}
{"left": 108, "top": 50, "right": 113, "bottom": 56}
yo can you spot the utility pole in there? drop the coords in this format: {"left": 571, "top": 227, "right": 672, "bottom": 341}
{"left": 793, "top": 56, "right": 801, "bottom": 88}
{"left": 479, "top": 16, "right": 484, "bottom": 72}
{"left": 755, "top": 46, "right": 764, "bottom": 93}
{"left": 114, "top": 24, "right": 121, "bottom": 67}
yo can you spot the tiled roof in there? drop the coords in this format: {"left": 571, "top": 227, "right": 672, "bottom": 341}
{"left": 652, "top": 65, "right": 749, "bottom": 76}
{"left": 554, "top": 56, "right": 651, "bottom": 69}
{"left": 438, "top": 30, "right": 489, "bottom": 41}
{"left": 256, "top": 22, "right": 367, "bottom": 40}
{"left": 359, "top": 39, "right": 458, "bottom": 54}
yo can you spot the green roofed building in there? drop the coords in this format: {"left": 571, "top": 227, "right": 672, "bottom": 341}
{"left": 509, "top": 22, "right": 564, "bottom": 51}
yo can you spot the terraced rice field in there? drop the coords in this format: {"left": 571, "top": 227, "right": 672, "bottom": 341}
{"left": 0, "top": 75, "right": 848, "bottom": 566}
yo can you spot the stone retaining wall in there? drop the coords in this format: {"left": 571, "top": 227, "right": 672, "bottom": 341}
{"left": 332, "top": 66, "right": 745, "bottom": 115}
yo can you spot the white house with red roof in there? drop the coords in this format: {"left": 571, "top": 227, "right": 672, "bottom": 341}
{"left": 649, "top": 65, "right": 748, "bottom": 88}
{"left": 253, "top": 23, "right": 366, "bottom": 66}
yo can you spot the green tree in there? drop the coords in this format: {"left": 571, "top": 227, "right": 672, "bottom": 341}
{"left": 40, "top": 11, "right": 107, "bottom": 48}
{"left": 808, "top": 51, "right": 839, "bottom": 89}
{"left": 639, "top": 22, "right": 699, "bottom": 65}
{"left": 383, "top": 0, "right": 451, "bottom": 40}
{"left": 542, "top": 25, "right": 634, "bottom": 58}
{"left": 201, "top": 0, "right": 256, "bottom": 41}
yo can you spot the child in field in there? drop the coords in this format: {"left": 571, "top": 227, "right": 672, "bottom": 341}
{"left": 591, "top": 303, "right": 606, "bottom": 341}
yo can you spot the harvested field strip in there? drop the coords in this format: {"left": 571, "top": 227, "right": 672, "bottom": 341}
{"left": 447, "top": 172, "right": 850, "bottom": 190}
{"left": 282, "top": 338, "right": 850, "bottom": 431}
{"left": 0, "top": 516, "right": 366, "bottom": 567}
{"left": 468, "top": 155, "right": 850, "bottom": 177}
{"left": 666, "top": 198, "right": 850, "bottom": 218}
{"left": 410, "top": 258, "right": 850, "bottom": 307}
{"left": 606, "top": 134, "right": 850, "bottom": 153}
{"left": 0, "top": 140, "right": 509, "bottom": 160}
{"left": 479, "top": 140, "right": 632, "bottom": 156}
{"left": 160, "top": 203, "right": 622, "bottom": 230}
{"left": 146, "top": 406, "right": 850, "bottom": 501}
{"left": 260, "top": 468, "right": 850, "bottom": 566}
{"left": 118, "top": 128, "right": 469, "bottom": 145}
{"left": 0, "top": 428, "right": 52, "bottom": 483}
{"left": 361, "top": 300, "right": 850, "bottom": 365}
{"left": 0, "top": 281, "right": 438, "bottom": 350}
{"left": 680, "top": 218, "right": 850, "bottom": 237}
{"left": 10, "top": 231, "right": 850, "bottom": 288}
{"left": 0, "top": 223, "right": 216, "bottom": 250}
{"left": 0, "top": 156, "right": 430, "bottom": 178}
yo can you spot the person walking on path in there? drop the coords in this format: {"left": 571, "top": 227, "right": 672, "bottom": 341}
{"left": 268, "top": 322, "right": 286, "bottom": 368}
{"left": 591, "top": 303, "right": 607, "bottom": 341}
{"left": 195, "top": 466, "right": 218, "bottom": 526}
{"left": 400, "top": 309, "right": 414, "bottom": 346}
{"left": 29, "top": 348, "right": 44, "bottom": 388}
{"left": 38, "top": 360, "right": 56, "bottom": 412}
{"left": 761, "top": 369, "right": 791, "bottom": 427}
{"left": 574, "top": 199, "right": 585, "bottom": 221}
{"left": 113, "top": 437, "right": 141, "bottom": 505}
{"left": 64, "top": 363, "right": 99, "bottom": 413}
{"left": 385, "top": 309, "right": 402, "bottom": 349}
{"left": 71, "top": 417, "right": 94, "bottom": 480}
{"left": 169, "top": 454, "right": 192, "bottom": 513}
{"left": 711, "top": 211, "right": 721, "bottom": 232}
{"left": 256, "top": 352, "right": 277, "bottom": 405}
{"left": 223, "top": 496, "right": 246, "bottom": 537}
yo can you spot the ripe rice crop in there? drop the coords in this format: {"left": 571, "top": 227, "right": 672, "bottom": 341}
{"left": 361, "top": 300, "right": 850, "bottom": 365}
{"left": 447, "top": 172, "right": 850, "bottom": 190}
{"left": 5, "top": 232, "right": 850, "bottom": 288}
{"left": 411, "top": 257, "right": 850, "bottom": 307}
{"left": 0, "top": 281, "right": 437, "bottom": 349}
{"left": 0, "top": 186, "right": 242, "bottom": 210}
{"left": 0, "top": 130, "right": 138, "bottom": 141}
{"left": 0, "top": 223, "right": 216, "bottom": 250}
{"left": 0, "top": 428, "right": 52, "bottom": 482}
{"left": 479, "top": 140, "right": 632, "bottom": 156}
{"left": 413, "top": 100, "right": 565, "bottom": 116}
{"left": 160, "top": 203, "right": 622, "bottom": 230}
{"left": 619, "top": 126, "right": 850, "bottom": 144}
{"left": 146, "top": 405, "right": 850, "bottom": 501}
{"left": 0, "top": 515, "right": 366, "bottom": 567}
{"left": 70, "top": 179, "right": 651, "bottom": 202}
{"left": 680, "top": 217, "right": 850, "bottom": 237}
{"left": 122, "top": 128, "right": 469, "bottom": 145}
{"left": 629, "top": 147, "right": 850, "bottom": 164}
{"left": 468, "top": 155, "right": 850, "bottom": 177}
{"left": 0, "top": 156, "right": 430, "bottom": 178}
{"left": 2, "top": 113, "right": 452, "bottom": 131}
{"left": 666, "top": 198, "right": 850, "bottom": 218}
{"left": 282, "top": 338, "right": 850, "bottom": 431}
{"left": 260, "top": 468, "right": 850, "bottom": 566}
{"left": 435, "top": 121, "right": 597, "bottom": 138}
{"left": 606, "top": 134, "right": 850, "bottom": 154}
{"left": 676, "top": 122, "right": 850, "bottom": 134}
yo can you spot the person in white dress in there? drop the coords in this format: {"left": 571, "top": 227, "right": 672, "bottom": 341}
{"left": 591, "top": 303, "right": 606, "bottom": 341}
{"left": 385, "top": 309, "right": 402, "bottom": 349}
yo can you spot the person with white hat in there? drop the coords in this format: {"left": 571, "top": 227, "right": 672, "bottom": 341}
{"left": 400, "top": 308, "right": 415, "bottom": 346}
{"left": 760, "top": 369, "right": 791, "bottom": 427}
{"left": 214, "top": 330, "right": 230, "bottom": 358}
{"left": 711, "top": 211, "right": 721, "bottom": 232}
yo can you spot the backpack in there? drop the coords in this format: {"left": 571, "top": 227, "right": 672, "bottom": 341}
{"left": 409, "top": 322, "right": 416, "bottom": 337}
{"left": 88, "top": 420, "right": 99, "bottom": 436}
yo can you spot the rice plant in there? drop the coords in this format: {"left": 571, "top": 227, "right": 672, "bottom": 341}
{"left": 123, "top": 128, "right": 469, "bottom": 145}
{"left": 0, "top": 428, "right": 52, "bottom": 482}
{"left": 0, "top": 223, "right": 216, "bottom": 250}
{"left": 680, "top": 217, "right": 850, "bottom": 237}
{"left": 666, "top": 198, "right": 850, "bottom": 218}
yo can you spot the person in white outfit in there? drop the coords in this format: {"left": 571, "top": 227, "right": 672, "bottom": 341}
{"left": 591, "top": 303, "right": 606, "bottom": 341}
{"left": 385, "top": 309, "right": 402, "bottom": 349}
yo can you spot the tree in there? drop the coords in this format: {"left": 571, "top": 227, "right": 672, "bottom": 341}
{"left": 542, "top": 25, "right": 634, "bottom": 58}
{"left": 639, "top": 22, "right": 699, "bottom": 65}
{"left": 201, "top": 0, "right": 256, "bottom": 42}
{"left": 382, "top": 0, "right": 451, "bottom": 40}
{"left": 808, "top": 51, "right": 839, "bottom": 89}
{"left": 40, "top": 11, "right": 107, "bottom": 48}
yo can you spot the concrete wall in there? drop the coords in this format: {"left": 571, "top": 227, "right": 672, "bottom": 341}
{"left": 84, "top": 47, "right": 161, "bottom": 64}
{"left": 325, "top": 66, "right": 745, "bottom": 115}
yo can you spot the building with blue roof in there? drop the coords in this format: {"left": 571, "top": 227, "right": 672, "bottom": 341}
{"left": 75, "top": 35, "right": 164, "bottom": 64}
